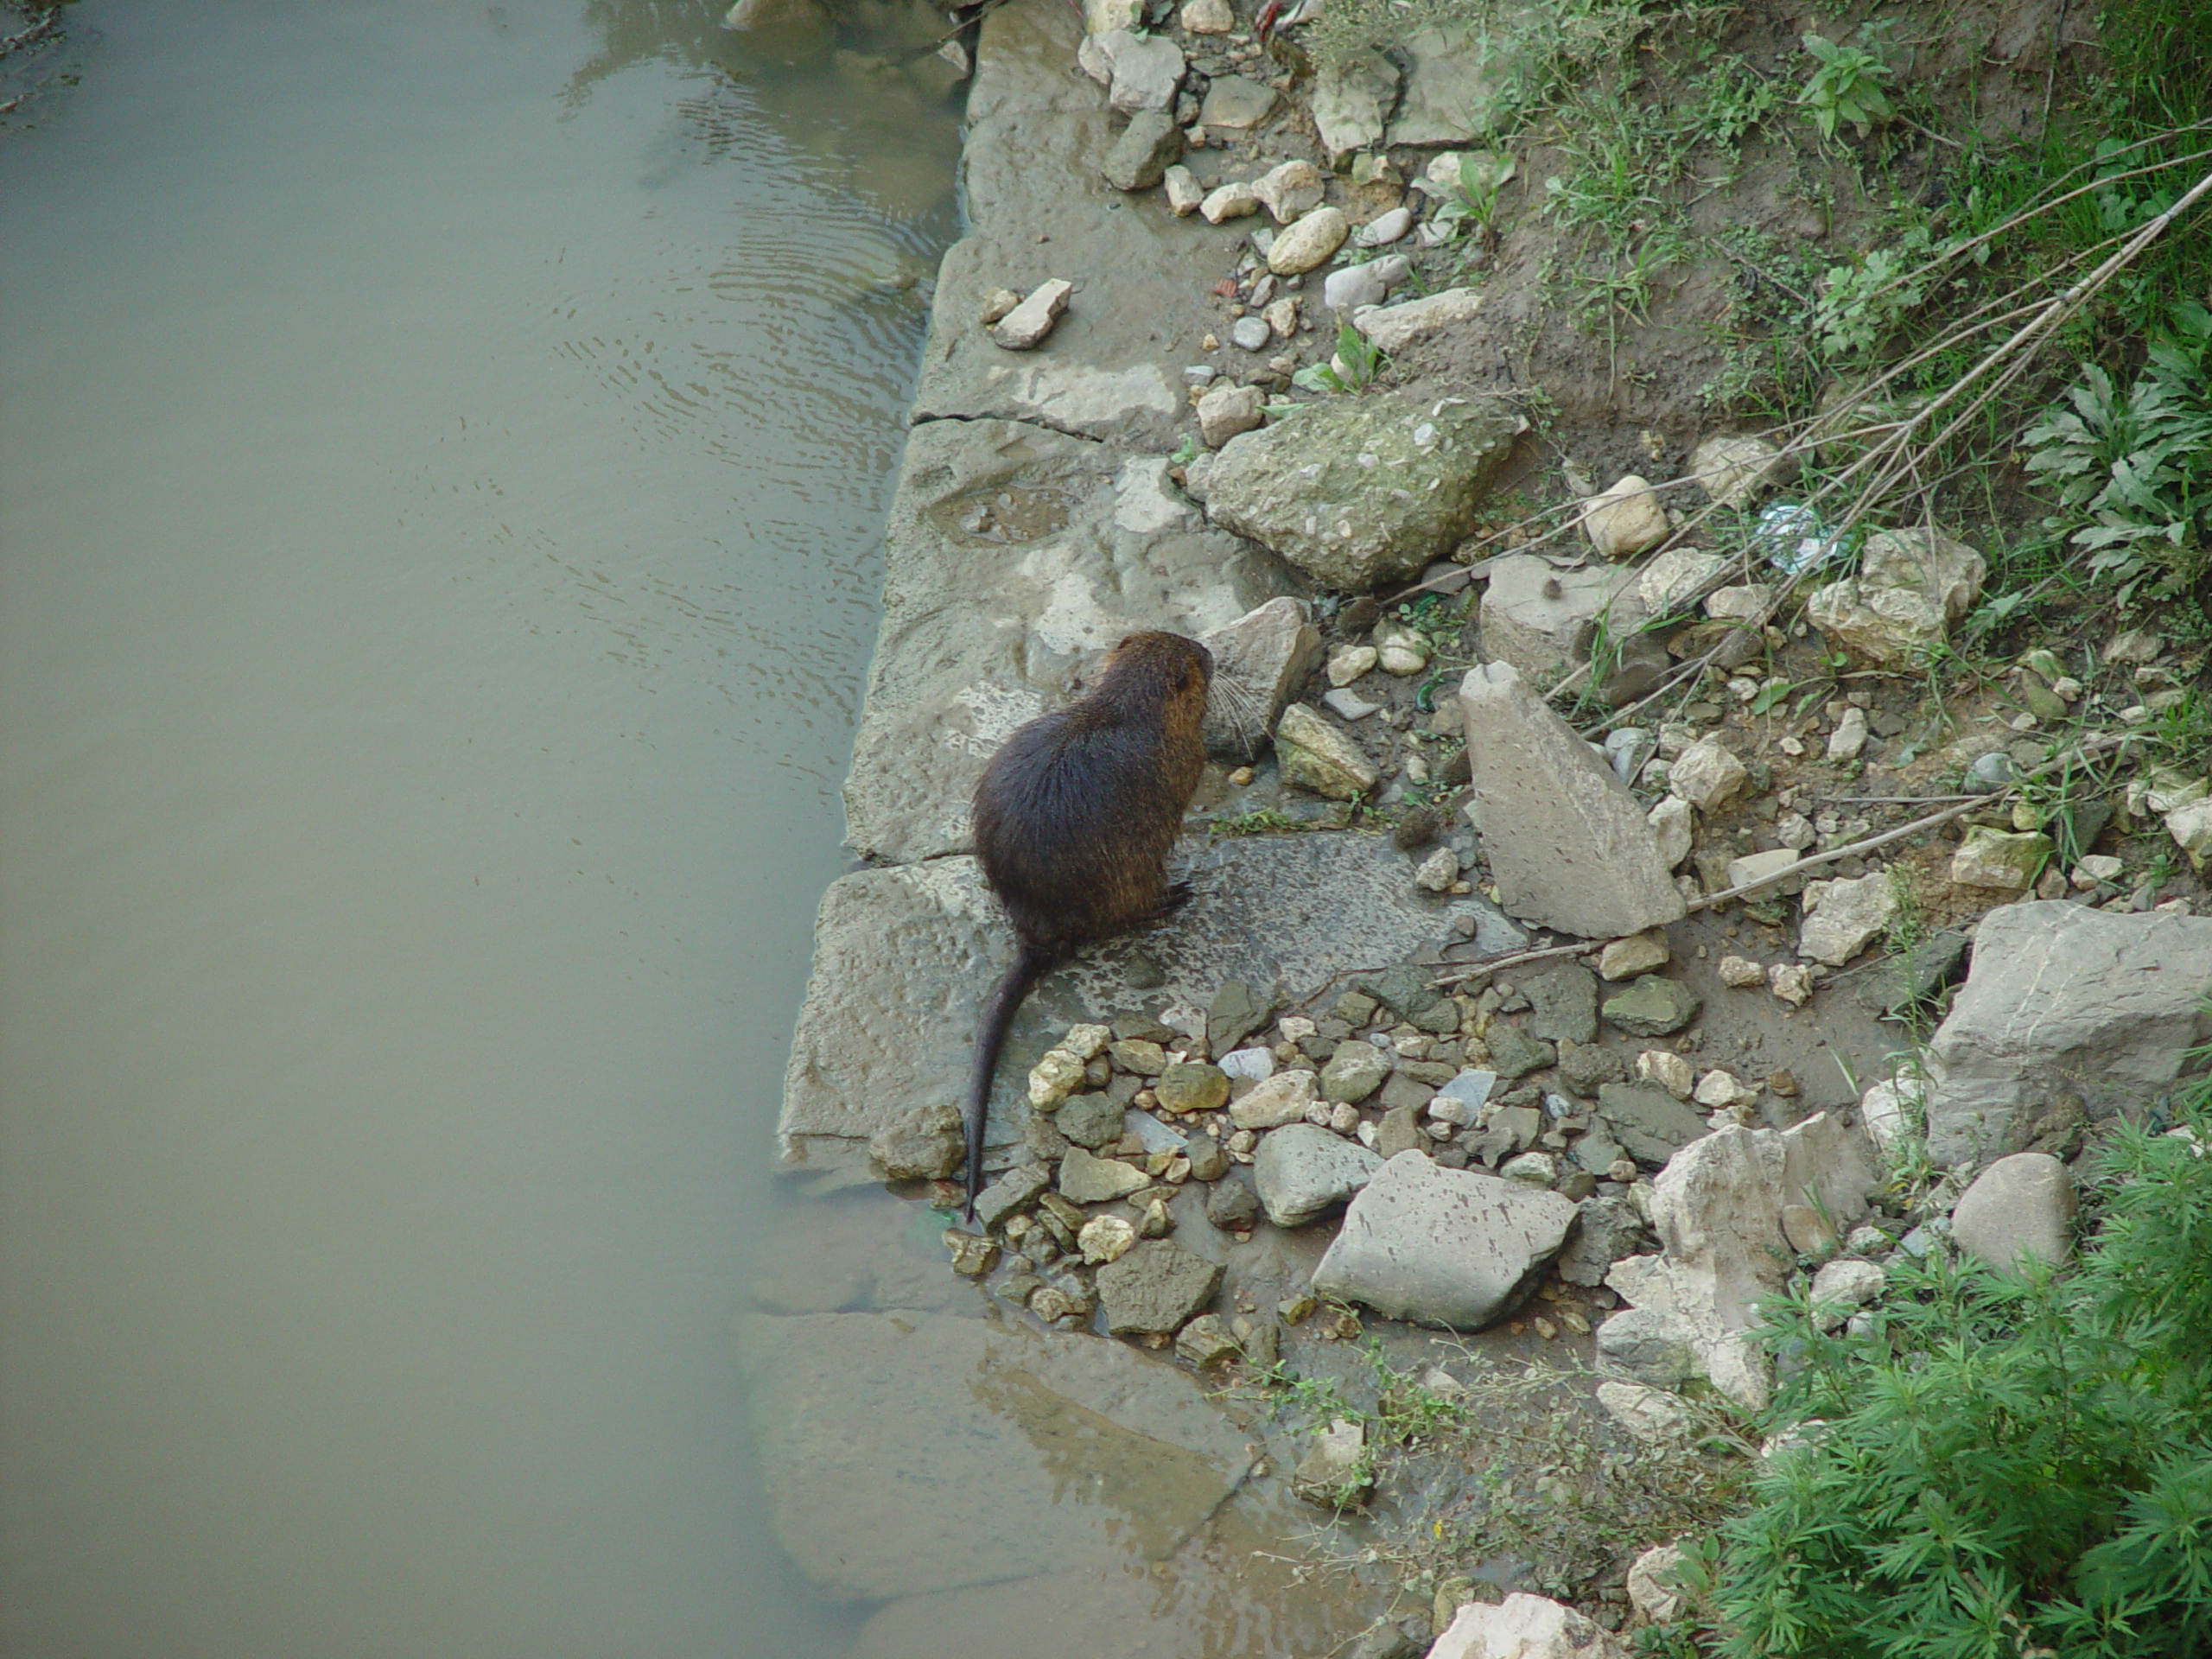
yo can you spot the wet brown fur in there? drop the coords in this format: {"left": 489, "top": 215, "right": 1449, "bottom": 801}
{"left": 962, "top": 631, "right": 1212, "bottom": 1217}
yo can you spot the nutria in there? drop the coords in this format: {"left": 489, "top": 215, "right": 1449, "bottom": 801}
{"left": 963, "top": 630, "right": 1214, "bottom": 1219}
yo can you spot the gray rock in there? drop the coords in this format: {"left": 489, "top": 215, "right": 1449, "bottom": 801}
{"left": 1229, "top": 1070, "right": 1318, "bottom": 1130}
{"left": 1322, "top": 254, "right": 1410, "bottom": 315}
{"left": 1595, "top": 1083, "right": 1707, "bottom": 1165}
{"left": 1198, "top": 74, "right": 1280, "bottom": 132}
{"left": 868, "top": 1101, "right": 966, "bottom": 1181}
{"left": 1667, "top": 736, "right": 1747, "bottom": 812}
{"left": 1311, "top": 49, "right": 1400, "bottom": 165}
{"left": 1500, "top": 1150, "right": 1558, "bottom": 1187}
{"left": 1320, "top": 1040, "right": 1392, "bottom": 1104}
{"left": 974, "top": 1162, "right": 1054, "bottom": 1230}
{"left": 1253, "top": 158, "right": 1327, "bottom": 224}
{"left": 1555, "top": 1193, "right": 1644, "bottom": 1286}
{"left": 1486, "top": 1104, "right": 1542, "bottom": 1154}
{"left": 1556, "top": 1039, "right": 1624, "bottom": 1093}
{"left": 1612, "top": 1111, "right": 1880, "bottom": 1408}
{"left": 1060, "top": 1145, "right": 1151, "bottom": 1202}
{"left": 1724, "top": 848, "right": 1801, "bottom": 894}
{"left": 1951, "top": 1152, "right": 2075, "bottom": 1275}
{"left": 1198, "top": 598, "right": 1325, "bottom": 755}
{"left": 1185, "top": 1129, "right": 1230, "bottom": 1182}
{"left": 1205, "top": 1170, "right": 1262, "bottom": 1227}
{"left": 1357, "top": 963, "right": 1447, "bottom": 1025}
{"left": 734, "top": 1310, "right": 1251, "bottom": 1600}
{"left": 1689, "top": 434, "right": 1791, "bottom": 508}
{"left": 1292, "top": 1416, "right": 1372, "bottom": 1508}
{"left": 1807, "top": 526, "right": 1987, "bottom": 669}
{"left": 990, "top": 277, "right": 1074, "bottom": 350}
{"left": 1485, "top": 1024, "right": 1555, "bottom": 1081}
{"left": 1206, "top": 977, "right": 1273, "bottom": 1059}
{"left": 1522, "top": 964, "right": 1599, "bottom": 1045}
{"left": 1458, "top": 662, "right": 1687, "bottom": 939}
{"left": 1567, "top": 1128, "right": 1625, "bottom": 1176}
{"left": 1197, "top": 379, "right": 1265, "bottom": 448}
{"left": 1054, "top": 1093, "right": 1125, "bottom": 1148}
{"left": 1595, "top": 1305, "right": 1699, "bottom": 1388}
{"left": 1428, "top": 1068, "right": 1497, "bottom": 1125}
{"left": 1102, "top": 108, "right": 1182, "bottom": 191}
{"left": 1198, "top": 180, "right": 1262, "bottom": 224}
{"left": 1230, "top": 315, "right": 1272, "bottom": 352}
{"left": 1628, "top": 1543, "right": 1689, "bottom": 1624}
{"left": 1600, "top": 975, "right": 1700, "bottom": 1037}
{"left": 1096, "top": 1238, "right": 1224, "bottom": 1334}
{"left": 1808, "top": 1256, "right": 1886, "bottom": 1321}
{"left": 1352, "top": 288, "right": 1484, "bottom": 354}
{"left": 1387, "top": 22, "right": 1538, "bottom": 144}
{"left": 1163, "top": 162, "right": 1204, "bottom": 215}
{"left": 1080, "top": 27, "right": 1184, "bottom": 114}
{"left": 1175, "top": 1311, "right": 1242, "bottom": 1365}
{"left": 1798, "top": 870, "right": 1900, "bottom": 967}
{"left": 1312, "top": 1152, "right": 1578, "bottom": 1328}
{"left": 1604, "top": 726, "right": 1656, "bottom": 785}
{"left": 1253, "top": 1122, "right": 1383, "bottom": 1227}
{"left": 1637, "top": 547, "right": 1730, "bottom": 616}
{"left": 1205, "top": 391, "right": 1524, "bottom": 590}
{"left": 1274, "top": 702, "right": 1381, "bottom": 799}
{"left": 1923, "top": 903, "right": 2212, "bottom": 1166}
{"left": 1355, "top": 206, "right": 1414, "bottom": 248}
{"left": 1475, "top": 551, "right": 1644, "bottom": 688}
{"left": 1855, "top": 925, "right": 1969, "bottom": 1017}
{"left": 1376, "top": 1104, "right": 1428, "bottom": 1158}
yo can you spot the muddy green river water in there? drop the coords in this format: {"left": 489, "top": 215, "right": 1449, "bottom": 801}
{"left": 0, "top": 3, "right": 957, "bottom": 1652}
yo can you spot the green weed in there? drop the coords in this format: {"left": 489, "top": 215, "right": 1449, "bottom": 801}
{"left": 1795, "top": 31, "right": 1896, "bottom": 143}
{"left": 2021, "top": 299, "right": 2212, "bottom": 603}
{"left": 1698, "top": 1087, "right": 2212, "bottom": 1658}
{"left": 1292, "top": 320, "right": 1389, "bottom": 395}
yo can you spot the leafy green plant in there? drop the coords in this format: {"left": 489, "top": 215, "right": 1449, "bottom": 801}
{"left": 2022, "top": 300, "right": 2212, "bottom": 601}
{"left": 1708, "top": 1089, "right": 2212, "bottom": 1657}
{"left": 1811, "top": 227, "right": 1937, "bottom": 359}
{"left": 1688, "top": 56, "right": 1783, "bottom": 153}
{"left": 1429, "top": 150, "right": 1516, "bottom": 241}
{"left": 1292, "top": 320, "right": 1388, "bottom": 394}
{"left": 1795, "top": 32, "right": 1895, "bottom": 142}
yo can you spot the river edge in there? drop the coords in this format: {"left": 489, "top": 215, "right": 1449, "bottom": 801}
{"left": 763, "top": 0, "right": 2212, "bottom": 1649}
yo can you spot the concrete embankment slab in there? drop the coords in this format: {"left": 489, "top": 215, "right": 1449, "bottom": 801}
{"left": 842, "top": 416, "right": 1290, "bottom": 864}
{"left": 779, "top": 834, "right": 1525, "bottom": 1177}
{"left": 735, "top": 1309, "right": 1253, "bottom": 1602}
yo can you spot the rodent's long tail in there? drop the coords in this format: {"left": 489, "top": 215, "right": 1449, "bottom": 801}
{"left": 964, "top": 942, "right": 1056, "bottom": 1224}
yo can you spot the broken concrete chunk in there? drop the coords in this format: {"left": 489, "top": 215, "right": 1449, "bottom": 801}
{"left": 1922, "top": 902, "right": 2212, "bottom": 1166}
{"left": 1580, "top": 474, "right": 1669, "bottom": 560}
{"left": 1311, "top": 1152, "right": 1579, "bottom": 1329}
{"left": 1458, "top": 662, "right": 1685, "bottom": 939}
{"left": 1274, "top": 701, "right": 1381, "bottom": 799}
{"left": 1204, "top": 390, "right": 1523, "bottom": 589}
{"left": 989, "top": 278, "right": 1073, "bottom": 350}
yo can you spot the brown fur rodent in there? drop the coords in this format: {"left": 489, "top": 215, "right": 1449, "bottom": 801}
{"left": 963, "top": 630, "right": 1213, "bottom": 1219}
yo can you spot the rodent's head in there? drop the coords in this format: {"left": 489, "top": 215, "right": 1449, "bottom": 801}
{"left": 1103, "top": 630, "right": 1212, "bottom": 702}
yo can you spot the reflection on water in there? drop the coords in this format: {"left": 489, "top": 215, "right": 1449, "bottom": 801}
{"left": 0, "top": 1, "right": 952, "bottom": 1655}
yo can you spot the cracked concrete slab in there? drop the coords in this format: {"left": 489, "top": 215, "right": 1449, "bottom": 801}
{"left": 909, "top": 1, "right": 1262, "bottom": 448}
{"left": 842, "top": 416, "right": 1292, "bottom": 863}
{"left": 779, "top": 833, "right": 1522, "bottom": 1177}
{"left": 736, "top": 1309, "right": 1252, "bottom": 1602}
